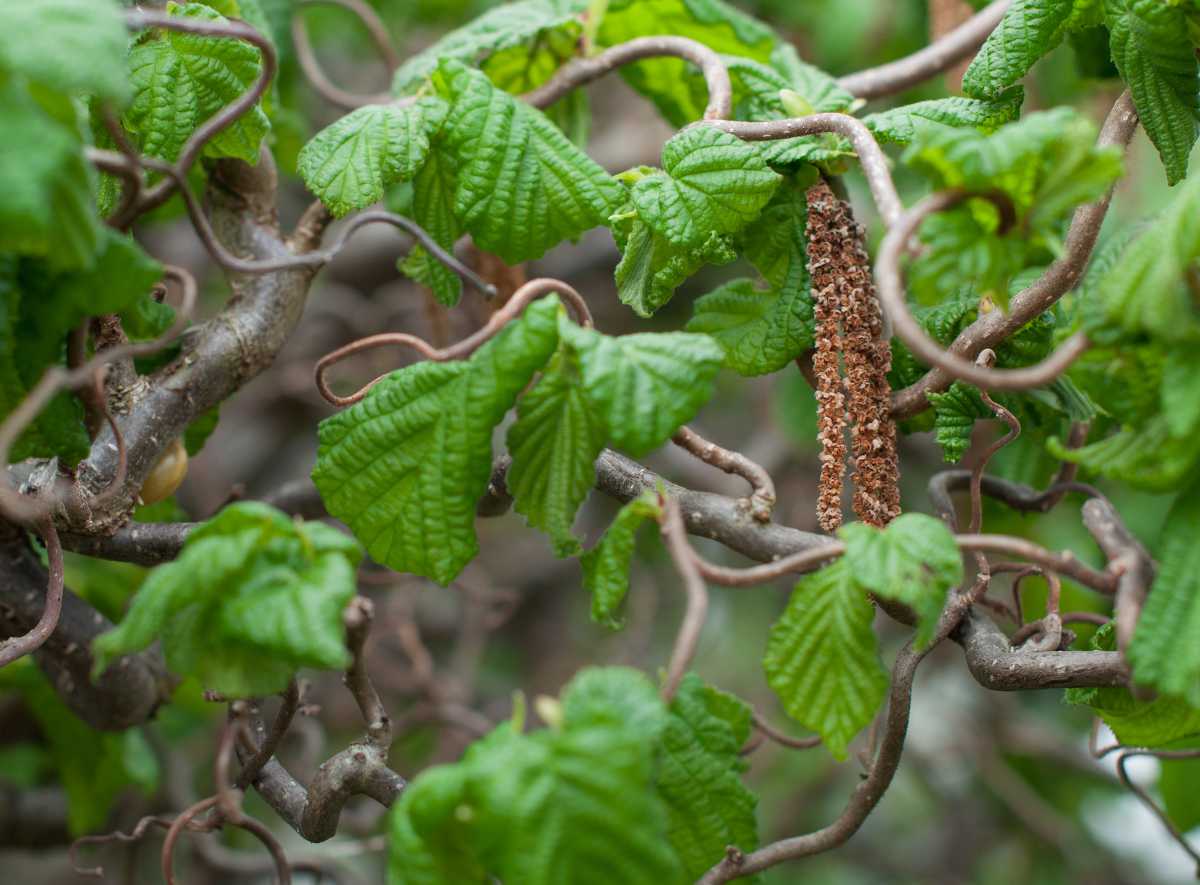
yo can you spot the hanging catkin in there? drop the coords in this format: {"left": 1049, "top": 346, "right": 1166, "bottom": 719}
{"left": 804, "top": 179, "right": 900, "bottom": 530}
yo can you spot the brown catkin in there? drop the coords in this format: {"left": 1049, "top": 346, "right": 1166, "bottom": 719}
{"left": 804, "top": 179, "right": 901, "bottom": 530}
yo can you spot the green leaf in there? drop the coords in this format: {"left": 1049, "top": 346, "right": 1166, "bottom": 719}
{"left": 0, "top": 0, "right": 130, "bottom": 103}
{"left": 433, "top": 59, "right": 621, "bottom": 263}
{"left": 1088, "top": 171, "right": 1200, "bottom": 344}
{"left": 841, "top": 515, "right": 962, "bottom": 649}
{"left": 507, "top": 348, "right": 606, "bottom": 557}
{"left": 1162, "top": 349, "right": 1200, "bottom": 438}
{"left": 864, "top": 88, "right": 1025, "bottom": 145}
{"left": 1106, "top": 0, "right": 1200, "bottom": 185}
{"left": 1068, "top": 625, "right": 1200, "bottom": 746}
{"left": 0, "top": 80, "right": 101, "bottom": 270}
{"left": 313, "top": 296, "right": 560, "bottom": 585}
{"left": 612, "top": 217, "right": 736, "bottom": 318}
{"left": 686, "top": 278, "right": 813, "bottom": 377}
{"left": 1048, "top": 415, "right": 1200, "bottom": 492}
{"left": 92, "top": 502, "right": 363, "bottom": 697}
{"left": 125, "top": 2, "right": 270, "bottom": 164}
{"left": 962, "top": 0, "right": 1075, "bottom": 99}
{"left": 630, "top": 125, "right": 780, "bottom": 248}
{"left": 1129, "top": 484, "right": 1200, "bottom": 705}
{"left": 581, "top": 492, "right": 662, "bottom": 629}
{"left": 389, "top": 667, "right": 682, "bottom": 885}
{"left": 0, "top": 664, "right": 158, "bottom": 835}
{"left": 184, "top": 408, "right": 220, "bottom": 457}
{"left": 764, "top": 560, "right": 888, "bottom": 759}
{"left": 391, "top": 0, "right": 587, "bottom": 95}
{"left": 927, "top": 382, "right": 991, "bottom": 463}
{"left": 597, "top": 0, "right": 778, "bottom": 126}
{"left": 298, "top": 98, "right": 448, "bottom": 217}
{"left": 396, "top": 149, "right": 464, "bottom": 307}
{"left": 657, "top": 674, "right": 759, "bottom": 880}
{"left": 1161, "top": 756, "right": 1200, "bottom": 833}
{"left": 559, "top": 317, "right": 725, "bottom": 457}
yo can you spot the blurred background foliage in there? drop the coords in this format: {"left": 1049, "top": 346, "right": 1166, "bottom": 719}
{"left": 4, "top": 0, "right": 1195, "bottom": 882}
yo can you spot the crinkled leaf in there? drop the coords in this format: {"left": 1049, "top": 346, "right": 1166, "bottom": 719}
{"left": 313, "top": 297, "right": 560, "bottom": 584}
{"left": 928, "top": 382, "right": 991, "bottom": 463}
{"left": 93, "top": 502, "right": 363, "bottom": 698}
{"left": 0, "top": 0, "right": 130, "bottom": 102}
{"left": 962, "top": 0, "right": 1075, "bottom": 99}
{"left": 1129, "top": 484, "right": 1200, "bottom": 705}
{"left": 1049, "top": 415, "right": 1200, "bottom": 492}
{"left": 433, "top": 59, "right": 621, "bottom": 263}
{"left": 764, "top": 560, "right": 888, "bottom": 759}
{"left": 396, "top": 149, "right": 464, "bottom": 307}
{"left": 841, "top": 515, "right": 962, "bottom": 649}
{"left": 864, "top": 87, "right": 1025, "bottom": 145}
{"left": 612, "top": 216, "right": 736, "bottom": 318}
{"left": 298, "top": 98, "right": 447, "bottom": 217}
{"left": 631, "top": 125, "right": 780, "bottom": 248}
{"left": 1106, "top": 0, "right": 1200, "bottom": 185}
{"left": 657, "top": 674, "right": 759, "bottom": 880}
{"left": 125, "top": 2, "right": 270, "bottom": 164}
{"left": 558, "top": 317, "right": 725, "bottom": 457}
{"left": 507, "top": 348, "right": 605, "bottom": 557}
{"left": 686, "top": 278, "right": 813, "bottom": 377}
{"left": 582, "top": 492, "right": 662, "bottom": 630}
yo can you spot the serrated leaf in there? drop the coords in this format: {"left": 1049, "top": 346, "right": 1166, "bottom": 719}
{"left": 612, "top": 217, "right": 736, "bottom": 318}
{"left": 92, "top": 502, "right": 363, "bottom": 697}
{"left": 0, "top": 0, "right": 130, "bottom": 103}
{"left": 1068, "top": 624, "right": 1200, "bottom": 746}
{"left": 686, "top": 278, "right": 813, "bottom": 377}
{"left": 507, "top": 348, "right": 606, "bottom": 557}
{"left": 1048, "top": 415, "right": 1200, "bottom": 492}
{"left": 864, "top": 88, "right": 1025, "bottom": 146}
{"left": 298, "top": 98, "right": 447, "bottom": 217}
{"left": 841, "top": 515, "right": 962, "bottom": 649}
{"left": 433, "top": 59, "right": 620, "bottom": 263}
{"left": 928, "top": 382, "right": 991, "bottom": 463}
{"left": 764, "top": 560, "right": 888, "bottom": 759}
{"left": 962, "top": 0, "right": 1074, "bottom": 99}
{"left": 1162, "top": 349, "right": 1200, "bottom": 438}
{"left": 391, "top": 0, "right": 587, "bottom": 95}
{"left": 582, "top": 492, "right": 662, "bottom": 629}
{"left": 313, "top": 297, "right": 560, "bottom": 585}
{"left": 0, "top": 80, "right": 101, "bottom": 270}
{"left": 125, "top": 2, "right": 270, "bottom": 164}
{"left": 389, "top": 667, "right": 682, "bottom": 885}
{"left": 1106, "top": 0, "right": 1200, "bottom": 185}
{"left": 396, "top": 149, "right": 464, "bottom": 307}
{"left": 1129, "top": 484, "right": 1200, "bottom": 705}
{"left": 738, "top": 174, "right": 812, "bottom": 292}
{"left": 559, "top": 317, "right": 725, "bottom": 457}
{"left": 657, "top": 674, "right": 759, "bottom": 880}
{"left": 630, "top": 125, "right": 780, "bottom": 248}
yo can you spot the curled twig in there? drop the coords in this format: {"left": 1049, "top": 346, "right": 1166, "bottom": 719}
{"left": 0, "top": 519, "right": 63, "bottom": 669}
{"left": 292, "top": 0, "right": 397, "bottom": 109}
{"left": 670, "top": 426, "right": 776, "bottom": 522}
{"left": 315, "top": 277, "right": 591, "bottom": 407}
{"left": 750, "top": 710, "right": 822, "bottom": 751}
{"left": 659, "top": 496, "right": 710, "bottom": 703}
{"left": 1116, "top": 748, "right": 1200, "bottom": 875}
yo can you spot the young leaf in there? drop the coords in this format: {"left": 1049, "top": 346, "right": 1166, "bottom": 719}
{"left": 125, "top": 2, "right": 270, "bottom": 164}
{"left": 92, "top": 502, "right": 363, "bottom": 698}
{"left": 397, "top": 150, "right": 464, "bottom": 307}
{"left": 630, "top": 125, "right": 781, "bottom": 248}
{"left": 864, "top": 88, "right": 1025, "bottom": 146}
{"left": 297, "top": 98, "right": 447, "bottom": 217}
{"left": 1129, "top": 485, "right": 1200, "bottom": 706}
{"left": 389, "top": 667, "right": 683, "bottom": 885}
{"left": 928, "top": 382, "right": 991, "bottom": 463}
{"left": 507, "top": 348, "right": 606, "bottom": 557}
{"left": 312, "top": 296, "right": 560, "bottom": 584}
{"left": 657, "top": 674, "right": 759, "bottom": 880}
{"left": 558, "top": 317, "right": 725, "bottom": 457}
{"left": 961, "top": 0, "right": 1074, "bottom": 99}
{"left": 0, "top": 0, "right": 130, "bottom": 103}
{"left": 582, "top": 492, "right": 662, "bottom": 629}
{"left": 763, "top": 560, "right": 888, "bottom": 760}
{"left": 686, "top": 278, "right": 813, "bottom": 377}
{"left": 841, "top": 514, "right": 962, "bottom": 649}
{"left": 1106, "top": 0, "right": 1200, "bottom": 185}
{"left": 433, "top": 59, "right": 621, "bottom": 263}
{"left": 1048, "top": 415, "right": 1200, "bottom": 492}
